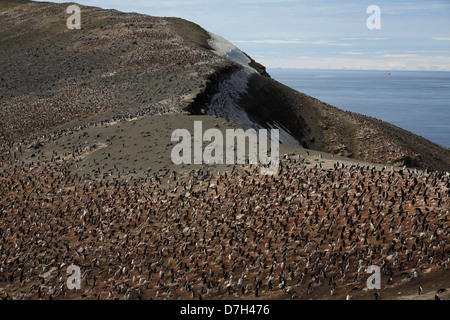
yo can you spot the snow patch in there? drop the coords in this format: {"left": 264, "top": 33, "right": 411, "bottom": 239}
{"left": 208, "top": 32, "right": 257, "bottom": 73}
{"left": 206, "top": 68, "right": 260, "bottom": 131}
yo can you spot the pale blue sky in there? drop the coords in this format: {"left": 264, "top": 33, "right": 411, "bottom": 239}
{"left": 51, "top": 0, "right": 450, "bottom": 70}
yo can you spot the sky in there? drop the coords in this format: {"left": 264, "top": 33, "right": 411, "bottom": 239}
{"left": 50, "top": 0, "right": 450, "bottom": 71}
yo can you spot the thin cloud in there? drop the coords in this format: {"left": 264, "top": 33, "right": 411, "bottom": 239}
{"left": 231, "top": 39, "right": 352, "bottom": 46}
{"left": 340, "top": 37, "right": 389, "bottom": 41}
{"left": 232, "top": 39, "right": 306, "bottom": 44}
{"left": 383, "top": 54, "right": 417, "bottom": 58}
{"left": 309, "top": 41, "right": 352, "bottom": 47}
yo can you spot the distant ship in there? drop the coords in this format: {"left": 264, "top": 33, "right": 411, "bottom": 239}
{"left": 385, "top": 72, "right": 391, "bottom": 75}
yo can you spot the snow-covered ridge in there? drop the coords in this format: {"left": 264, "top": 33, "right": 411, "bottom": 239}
{"left": 207, "top": 32, "right": 257, "bottom": 73}
{"left": 206, "top": 32, "right": 300, "bottom": 146}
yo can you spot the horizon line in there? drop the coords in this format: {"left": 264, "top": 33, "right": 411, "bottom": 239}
{"left": 266, "top": 67, "right": 450, "bottom": 72}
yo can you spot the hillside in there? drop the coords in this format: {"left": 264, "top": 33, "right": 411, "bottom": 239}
{"left": 0, "top": 0, "right": 449, "bottom": 171}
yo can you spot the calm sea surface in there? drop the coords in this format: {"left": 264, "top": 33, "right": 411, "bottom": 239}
{"left": 268, "top": 69, "right": 450, "bottom": 148}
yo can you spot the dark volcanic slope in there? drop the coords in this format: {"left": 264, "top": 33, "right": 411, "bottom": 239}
{"left": 1, "top": 0, "right": 449, "bottom": 172}
{"left": 239, "top": 75, "right": 450, "bottom": 171}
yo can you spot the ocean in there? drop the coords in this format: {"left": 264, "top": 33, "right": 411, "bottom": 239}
{"left": 268, "top": 69, "right": 450, "bottom": 148}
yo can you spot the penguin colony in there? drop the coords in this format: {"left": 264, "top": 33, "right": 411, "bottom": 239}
{"left": 0, "top": 154, "right": 448, "bottom": 300}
